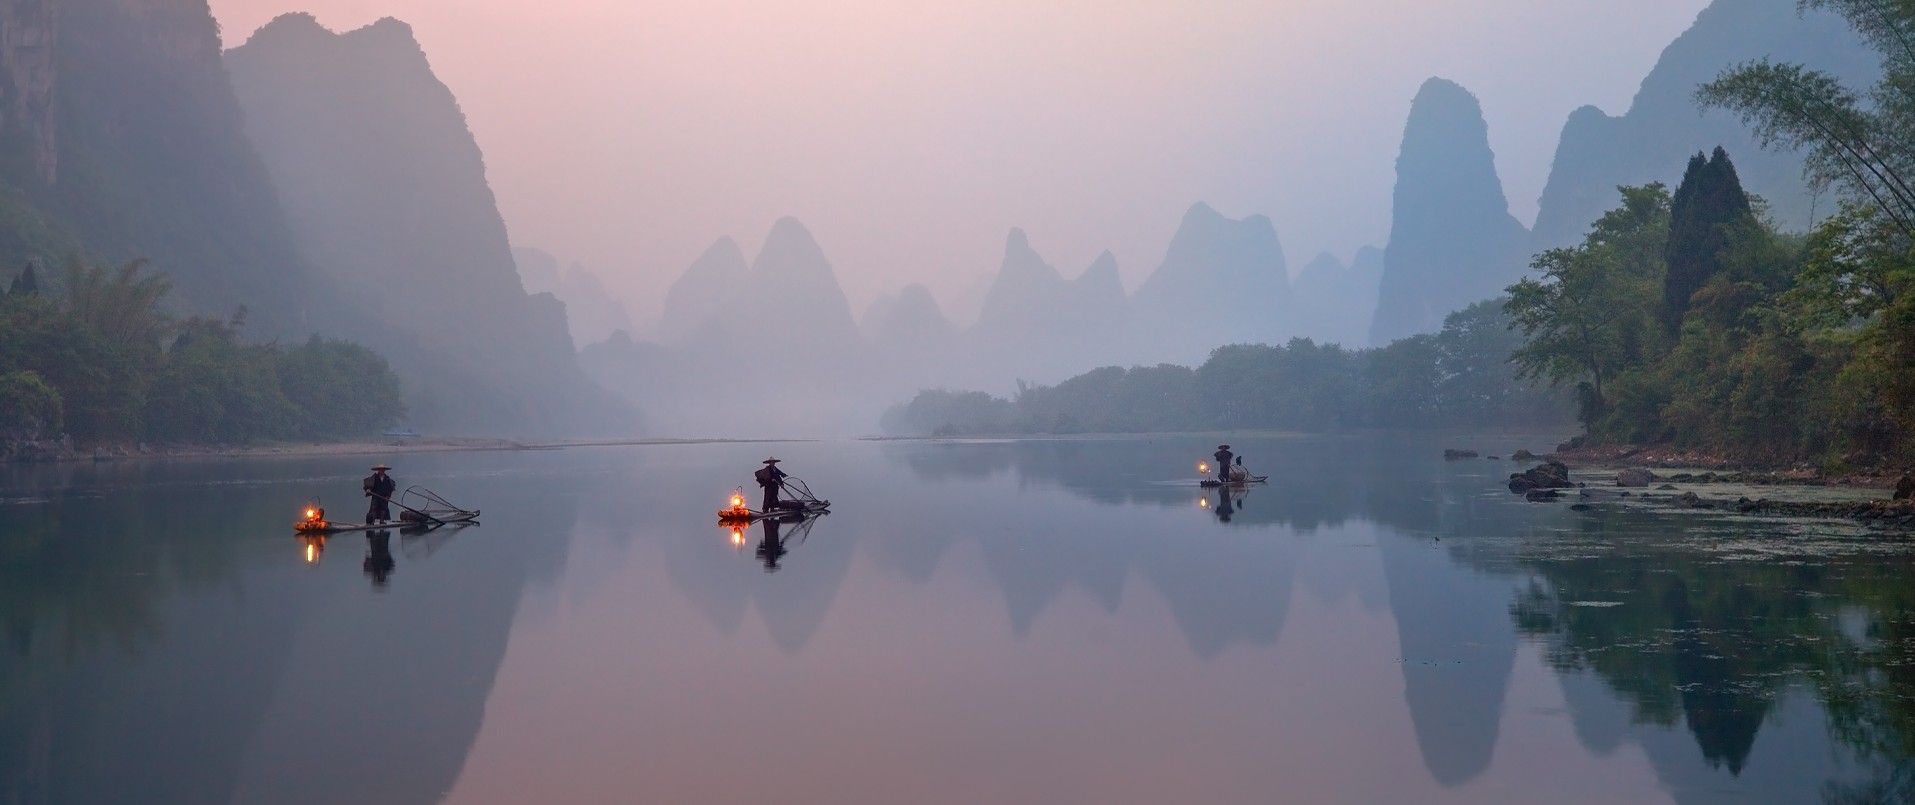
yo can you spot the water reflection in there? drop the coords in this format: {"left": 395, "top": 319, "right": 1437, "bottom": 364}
{"left": 1506, "top": 505, "right": 1915, "bottom": 801}
{"left": 0, "top": 451, "right": 583, "bottom": 805}
{"left": 5, "top": 439, "right": 1915, "bottom": 803}
{"left": 363, "top": 531, "right": 396, "bottom": 587}
{"left": 1206, "top": 485, "right": 1249, "bottom": 522}
{"left": 748, "top": 515, "right": 826, "bottom": 573}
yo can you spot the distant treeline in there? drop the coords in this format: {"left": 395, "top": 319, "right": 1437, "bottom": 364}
{"left": 0, "top": 257, "right": 402, "bottom": 449}
{"left": 881, "top": 299, "right": 1570, "bottom": 436}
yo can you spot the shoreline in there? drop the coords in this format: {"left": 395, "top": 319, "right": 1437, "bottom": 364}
{"left": 1546, "top": 443, "right": 1906, "bottom": 490}
{"left": 1495, "top": 445, "right": 1915, "bottom": 528}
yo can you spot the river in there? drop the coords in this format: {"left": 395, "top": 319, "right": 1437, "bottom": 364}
{"left": 1, "top": 434, "right": 1910, "bottom": 804}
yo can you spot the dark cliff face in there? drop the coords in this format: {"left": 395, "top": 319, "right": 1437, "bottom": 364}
{"left": 0, "top": 0, "right": 318, "bottom": 330}
{"left": 1131, "top": 202, "right": 1291, "bottom": 364}
{"left": 1530, "top": 0, "right": 1875, "bottom": 250}
{"left": 0, "top": 0, "right": 57, "bottom": 184}
{"left": 225, "top": 14, "right": 629, "bottom": 436}
{"left": 1370, "top": 78, "right": 1529, "bottom": 345}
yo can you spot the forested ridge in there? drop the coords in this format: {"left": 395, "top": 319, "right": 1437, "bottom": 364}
{"left": 0, "top": 258, "right": 402, "bottom": 457}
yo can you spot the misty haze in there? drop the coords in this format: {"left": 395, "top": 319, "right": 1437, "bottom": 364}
{"left": 3, "top": 0, "right": 1914, "bottom": 802}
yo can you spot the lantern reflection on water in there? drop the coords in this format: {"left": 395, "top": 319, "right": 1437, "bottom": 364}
{"left": 300, "top": 535, "right": 326, "bottom": 565}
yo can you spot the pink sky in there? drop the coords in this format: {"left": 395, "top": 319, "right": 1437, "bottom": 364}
{"left": 209, "top": 0, "right": 1711, "bottom": 328}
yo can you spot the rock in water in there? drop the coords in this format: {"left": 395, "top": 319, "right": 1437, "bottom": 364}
{"left": 1616, "top": 468, "right": 1656, "bottom": 487}
{"left": 1896, "top": 473, "right": 1913, "bottom": 501}
{"left": 1444, "top": 449, "right": 1479, "bottom": 460}
{"left": 1509, "top": 461, "right": 1574, "bottom": 494}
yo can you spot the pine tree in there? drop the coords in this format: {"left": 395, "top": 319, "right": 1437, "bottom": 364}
{"left": 8, "top": 262, "right": 37, "bottom": 296}
{"left": 1662, "top": 147, "right": 1754, "bottom": 332}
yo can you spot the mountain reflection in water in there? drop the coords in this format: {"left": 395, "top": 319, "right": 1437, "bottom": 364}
{"left": 1, "top": 437, "right": 1911, "bottom": 804}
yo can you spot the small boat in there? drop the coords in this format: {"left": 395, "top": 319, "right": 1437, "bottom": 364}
{"left": 1195, "top": 458, "right": 1267, "bottom": 487}
{"left": 1200, "top": 476, "right": 1268, "bottom": 488}
{"left": 296, "top": 485, "right": 480, "bottom": 533}
{"left": 717, "top": 478, "right": 831, "bottom": 524}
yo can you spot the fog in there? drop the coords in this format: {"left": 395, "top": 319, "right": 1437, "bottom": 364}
{"left": 211, "top": 0, "right": 1708, "bottom": 322}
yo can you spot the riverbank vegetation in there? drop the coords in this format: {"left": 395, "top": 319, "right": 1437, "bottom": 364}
{"left": 0, "top": 256, "right": 402, "bottom": 453}
{"left": 1503, "top": 0, "right": 1914, "bottom": 468}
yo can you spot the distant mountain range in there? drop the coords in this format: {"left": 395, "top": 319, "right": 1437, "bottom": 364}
{"left": 0, "top": 0, "right": 1868, "bottom": 437}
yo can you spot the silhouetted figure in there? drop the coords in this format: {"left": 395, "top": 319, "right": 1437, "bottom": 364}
{"left": 1212, "top": 444, "right": 1234, "bottom": 483}
{"left": 755, "top": 517, "right": 787, "bottom": 572}
{"left": 754, "top": 457, "right": 788, "bottom": 511}
{"left": 364, "top": 463, "right": 396, "bottom": 524}
{"left": 1214, "top": 489, "right": 1236, "bottom": 522}
{"left": 363, "top": 530, "right": 395, "bottom": 587}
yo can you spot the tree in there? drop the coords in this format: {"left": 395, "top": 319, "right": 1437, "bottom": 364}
{"left": 1505, "top": 185, "right": 1671, "bottom": 425}
{"left": 275, "top": 336, "right": 405, "bottom": 438}
{"left": 0, "top": 370, "right": 63, "bottom": 439}
{"left": 6, "top": 262, "right": 35, "bottom": 297}
{"left": 56, "top": 255, "right": 171, "bottom": 349}
{"left": 1430, "top": 299, "right": 1566, "bottom": 425}
{"left": 1698, "top": 0, "right": 1914, "bottom": 236}
{"left": 1663, "top": 148, "right": 1757, "bottom": 332}
{"left": 1701, "top": 0, "right": 1915, "bottom": 462}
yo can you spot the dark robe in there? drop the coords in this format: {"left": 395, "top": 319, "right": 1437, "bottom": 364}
{"left": 364, "top": 472, "right": 396, "bottom": 523}
{"left": 755, "top": 464, "right": 788, "bottom": 511}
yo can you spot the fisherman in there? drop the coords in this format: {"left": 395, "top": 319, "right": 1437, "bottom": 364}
{"left": 364, "top": 464, "right": 397, "bottom": 525}
{"left": 1212, "top": 445, "right": 1234, "bottom": 483}
{"left": 754, "top": 457, "right": 788, "bottom": 512}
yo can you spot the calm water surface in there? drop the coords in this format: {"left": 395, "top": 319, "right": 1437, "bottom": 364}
{"left": 3, "top": 435, "right": 1913, "bottom": 804}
